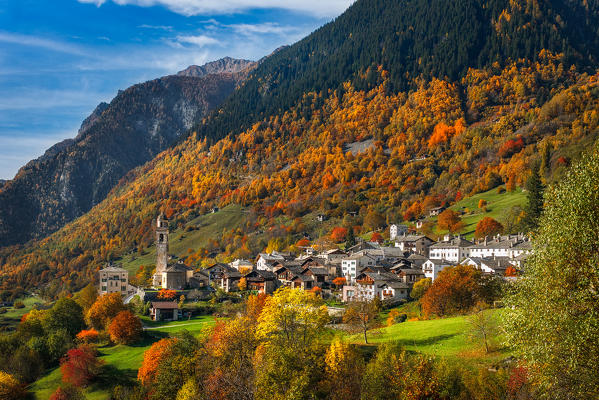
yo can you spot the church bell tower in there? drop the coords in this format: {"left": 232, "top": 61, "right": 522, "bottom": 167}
{"left": 153, "top": 213, "right": 169, "bottom": 287}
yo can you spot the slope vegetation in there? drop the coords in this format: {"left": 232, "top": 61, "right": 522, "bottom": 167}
{"left": 3, "top": 0, "right": 599, "bottom": 297}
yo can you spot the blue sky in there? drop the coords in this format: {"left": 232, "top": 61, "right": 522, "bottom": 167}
{"left": 0, "top": 0, "right": 353, "bottom": 179}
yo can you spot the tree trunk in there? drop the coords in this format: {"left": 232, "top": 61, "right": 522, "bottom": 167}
{"left": 363, "top": 328, "right": 368, "bottom": 344}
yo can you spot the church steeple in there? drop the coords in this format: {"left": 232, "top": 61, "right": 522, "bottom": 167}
{"left": 155, "top": 213, "right": 169, "bottom": 275}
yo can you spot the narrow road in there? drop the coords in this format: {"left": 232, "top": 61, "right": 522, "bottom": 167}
{"left": 143, "top": 321, "right": 204, "bottom": 330}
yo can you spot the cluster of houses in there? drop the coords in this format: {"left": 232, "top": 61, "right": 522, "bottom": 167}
{"left": 98, "top": 217, "right": 532, "bottom": 320}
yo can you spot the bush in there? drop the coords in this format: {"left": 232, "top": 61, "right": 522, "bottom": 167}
{"left": 0, "top": 371, "right": 27, "bottom": 400}
{"left": 60, "top": 346, "right": 103, "bottom": 387}
{"left": 76, "top": 329, "right": 99, "bottom": 344}
{"left": 49, "top": 384, "right": 85, "bottom": 400}
{"left": 13, "top": 301, "right": 25, "bottom": 309}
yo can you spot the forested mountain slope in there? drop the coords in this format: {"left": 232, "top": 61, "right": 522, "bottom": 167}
{"left": 2, "top": 0, "right": 599, "bottom": 297}
{"left": 0, "top": 59, "right": 254, "bottom": 246}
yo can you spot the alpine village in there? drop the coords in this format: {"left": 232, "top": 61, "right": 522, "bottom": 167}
{"left": 1, "top": 0, "right": 599, "bottom": 399}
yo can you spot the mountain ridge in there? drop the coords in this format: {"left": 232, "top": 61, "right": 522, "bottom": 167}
{"left": 0, "top": 57, "right": 254, "bottom": 246}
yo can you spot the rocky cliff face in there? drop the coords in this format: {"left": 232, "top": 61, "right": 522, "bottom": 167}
{"left": 177, "top": 57, "right": 255, "bottom": 78}
{"left": 0, "top": 60, "right": 249, "bottom": 246}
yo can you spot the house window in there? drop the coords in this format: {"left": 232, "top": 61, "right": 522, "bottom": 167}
{"left": 101, "top": 286, "right": 106, "bottom": 291}
{"left": 121, "top": 286, "right": 126, "bottom": 291}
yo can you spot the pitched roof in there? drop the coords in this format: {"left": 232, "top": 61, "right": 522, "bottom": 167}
{"left": 379, "top": 281, "right": 411, "bottom": 290}
{"left": 303, "top": 267, "right": 328, "bottom": 275}
{"left": 151, "top": 301, "right": 179, "bottom": 309}
{"left": 165, "top": 262, "right": 193, "bottom": 272}
{"left": 429, "top": 237, "right": 473, "bottom": 249}
{"left": 100, "top": 264, "right": 127, "bottom": 272}
{"left": 425, "top": 259, "right": 452, "bottom": 267}
{"left": 395, "top": 234, "right": 433, "bottom": 243}
{"left": 246, "top": 269, "right": 276, "bottom": 279}
{"left": 291, "top": 274, "right": 314, "bottom": 282}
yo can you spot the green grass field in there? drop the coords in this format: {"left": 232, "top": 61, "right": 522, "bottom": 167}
{"left": 428, "top": 186, "right": 527, "bottom": 238}
{"left": 348, "top": 309, "right": 509, "bottom": 368}
{"left": 30, "top": 315, "right": 217, "bottom": 399}
{"left": 0, "top": 296, "right": 45, "bottom": 331}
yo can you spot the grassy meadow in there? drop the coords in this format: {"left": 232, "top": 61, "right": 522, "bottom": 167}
{"left": 30, "top": 315, "right": 218, "bottom": 399}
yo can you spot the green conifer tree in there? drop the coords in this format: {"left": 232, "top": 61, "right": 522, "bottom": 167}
{"left": 523, "top": 163, "right": 545, "bottom": 231}
{"left": 345, "top": 226, "right": 356, "bottom": 249}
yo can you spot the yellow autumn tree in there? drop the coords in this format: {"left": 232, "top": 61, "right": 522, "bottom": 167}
{"left": 324, "top": 338, "right": 363, "bottom": 400}
{"left": 256, "top": 287, "right": 329, "bottom": 350}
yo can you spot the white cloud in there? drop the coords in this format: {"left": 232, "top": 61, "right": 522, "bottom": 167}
{"left": 138, "top": 24, "right": 173, "bottom": 31}
{"left": 0, "top": 89, "right": 109, "bottom": 110}
{"left": 77, "top": 0, "right": 354, "bottom": 18}
{"left": 228, "top": 22, "right": 293, "bottom": 35}
{"left": 176, "top": 34, "right": 220, "bottom": 47}
{"left": 0, "top": 132, "right": 78, "bottom": 179}
{"left": 0, "top": 32, "right": 87, "bottom": 56}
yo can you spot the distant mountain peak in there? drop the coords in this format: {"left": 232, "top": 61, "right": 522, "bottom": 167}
{"left": 177, "top": 57, "right": 255, "bottom": 78}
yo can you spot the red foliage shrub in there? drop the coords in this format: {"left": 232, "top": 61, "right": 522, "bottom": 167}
{"left": 370, "top": 232, "right": 384, "bottom": 243}
{"left": 60, "top": 346, "right": 103, "bottom": 387}
{"left": 498, "top": 136, "right": 525, "bottom": 158}
{"left": 508, "top": 366, "right": 529, "bottom": 398}
{"left": 296, "top": 238, "right": 310, "bottom": 247}
{"left": 332, "top": 277, "right": 347, "bottom": 288}
{"left": 157, "top": 289, "right": 177, "bottom": 300}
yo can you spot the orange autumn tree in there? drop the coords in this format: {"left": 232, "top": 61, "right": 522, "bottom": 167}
{"left": 86, "top": 293, "right": 126, "bottom": 329}
{"left": 108, "top": 311, "right": 143, "bottom": 344}
{"left": 427, "top": 118, "right": 465, "bottom": 148}
{"left": 330, "top": 227, "right": 348, "bottom": 243}
{"left": 437, "top": 209, "right": 464, "bottom": 233}
{"left": 474, "top": 217, "right": 504, "bottom": 238}
{"left": 157, "top": 289, "right": 177, "bottom": 300}
{"left": 420, "top": 265, "right": 481, "bottom": 317}
{"left": 296, "top": 238, "right": 310, "bottom": 247}
{"left": 138, "top": 338, "right": 177, "bottom": 386}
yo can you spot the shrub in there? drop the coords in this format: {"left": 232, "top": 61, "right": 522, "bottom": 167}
{"left": 76, "top": 329, "right": 99, "bottom": 344}
{"left": 13, "top": 301, "right": 25, "bottom": 309}
{"left": 49, "top": 385, "right": 84, "bottom": 400}
{"left": 157, "top": 289, "right": 178, "bottom": 300}
{"left": 0, "top": 371, "right": 26, "bottom": 400}
{"left": 60, "top": 346, "right": 103, "bottom": 387}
